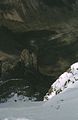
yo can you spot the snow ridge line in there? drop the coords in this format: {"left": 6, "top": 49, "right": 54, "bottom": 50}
{"left": 44, "top": 62, "right": 78, "bottom": 101}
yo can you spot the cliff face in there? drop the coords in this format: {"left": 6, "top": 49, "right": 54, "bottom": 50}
{"left": 0, "top": 0, "right": 78, "bottom": 101}
{"left": 0, "top": 0, "right": 78, "bottom": 78}
{"left": 0, "top": 0, "right": 78, "bottom": 31}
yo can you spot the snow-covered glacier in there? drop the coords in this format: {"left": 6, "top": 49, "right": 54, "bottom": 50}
{"left": 1, "top": 62, "right": 78, "bottom": 120}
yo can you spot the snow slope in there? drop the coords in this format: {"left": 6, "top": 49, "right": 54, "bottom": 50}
{"left": 0, "top": 62, "right": 78, "bottom": 120}
{"left": 1, "top": 80, "right": 78, "bottom": 120}
{"left": 44, "top": 62, "right": 78, "bottom": 101}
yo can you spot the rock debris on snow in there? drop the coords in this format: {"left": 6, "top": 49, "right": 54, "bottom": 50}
{"left": 44, "top": 62, "right": 78, "bottom": 101}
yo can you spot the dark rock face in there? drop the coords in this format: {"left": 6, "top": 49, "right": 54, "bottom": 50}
{"left": 43, "top": 0, "right": 76, "bottom": 7}
{"left": 0, "top": 0, "right": 78, "bottom": 31}
{"left": 0, "top": 26, "right": 78, "bottom": 79}
{"left": 0, "top": 1, "right": 78, "bottom": 101}
{"left": 0, "top": 27, "right": 78, "bottom": 101}
{"left": 20, "top": 49, "right": 37, "bottom": 70}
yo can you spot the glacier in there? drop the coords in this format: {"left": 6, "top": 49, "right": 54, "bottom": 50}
{"left": 0, "top": 62, "right": 78, "bottom": 120}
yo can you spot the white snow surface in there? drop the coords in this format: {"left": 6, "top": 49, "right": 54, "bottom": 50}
{"left": 44, "top": 62, "right": 78, "bottom": 101}
{"left": 1, "top": 62, "right": 78, "bottom": 120}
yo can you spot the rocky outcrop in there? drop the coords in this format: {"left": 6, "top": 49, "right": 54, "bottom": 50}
{"left": 20, "top": 49, "right": 37, "bottom": 70}
{"left": 0, "top": 0, "right": 78, "bottom": 31}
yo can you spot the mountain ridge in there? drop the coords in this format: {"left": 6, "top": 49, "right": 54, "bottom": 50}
{"left": 44, "top": 62, "right": 78, "bottom": 101}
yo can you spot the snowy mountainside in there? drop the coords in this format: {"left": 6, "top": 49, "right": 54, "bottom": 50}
{"left": 44, "top": 62, "right": 78, "bottom": 101}
{"left": 1, "top": 62, "right": 78, "bottom": 119}
{"left": 1, "top": 79, "right": 78, "bottom": 119}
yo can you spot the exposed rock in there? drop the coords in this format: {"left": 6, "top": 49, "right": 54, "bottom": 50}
{"left": 20, "top": 49, "right": 30, "bottom": 66}
{"left": 0, "top": 0, "right": 78, "bottom": 101}
{"left": 20, "top": 49, "right": 37, "bottom": 70}
{"left": 0, "top": 0, "right": 78, "bottom": 32}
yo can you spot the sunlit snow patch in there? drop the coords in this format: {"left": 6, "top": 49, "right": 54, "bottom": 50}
{"left": 4, "top": 118, "right": 30, "bottom": 120}
{"left": 44, "top": 62, "right": 78, "bottom": 101}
